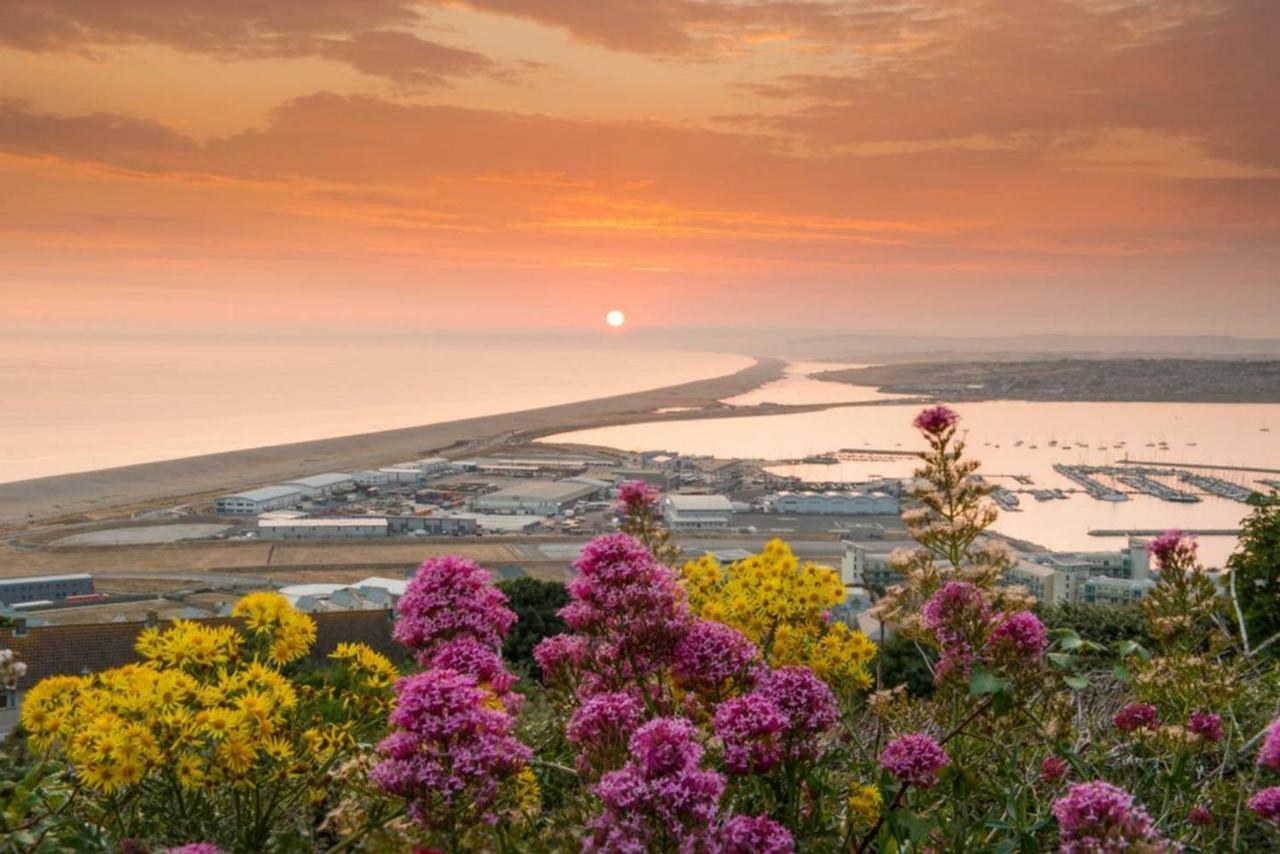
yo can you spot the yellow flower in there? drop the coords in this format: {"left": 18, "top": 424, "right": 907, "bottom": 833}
{"left": 848, "top": 782, "right": 883, "bottom": 826}
{"left": 176, "top": 753, "right": 206, "bottom": 789}
{"left": 513, "top": 767, "right": 541, "bottom": 818}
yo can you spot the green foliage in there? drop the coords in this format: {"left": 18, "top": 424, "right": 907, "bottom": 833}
{"left": 1036, "top": 601, "right": 1153, "bottom": 653}
{"left": 876, "top": 633, "right": 936, "bottom": 697}
{"left": 1228, "top": 491, "right": 1280, "bottom": 654}
{"left": 497, "top": 578, "right": 568, "bottom": 670}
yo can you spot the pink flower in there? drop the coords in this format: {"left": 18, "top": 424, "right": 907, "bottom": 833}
{"left": 714, "top": 693, "right": 787, "bottom": 774}
{"left": 1113, "top": 703, "right": 1158, "bottom": 733}
{"left": 1145, "top": 530, "right": 1197, "bottom": 570}
{"left": 532, "top": 633, "right": 588, "bottom": 685}
{"left": 567, "top": 691, "right": 644, "bottom": 772}
{"left": 913, "top": 406, "right": 959, "bottom": 435}
{"left": 1186, "top": 711, "right": 1223, "bottom": 744}
{"left": 1259, "top": 717, "right": 1280, "bottom": 770}
{"left": 879, "top": 733, "right": 950, "bottom": 789}
{"left": 922, "top": 581, "right": 990, "bottom": 681}
{"left": 393, "top": 555, "right": 515, "bottom": 663}
{"left": 372, "top": 668, "right": 531, "bottom": 827}
{"left": 755, "top": 666, "right": 840, "bottom": 749}
{"left": 428, "top": 637, "right": 518, "bottom": 701}
{"left": 672, "top": 620, "right": 761, "bottom": 696}
{"left": 616, "top": 479, "right": 661, "bottom": 514}
{"left": 716, "top": 814, "right": 795, "bottom": 853}
{"left": 986, "top": 611, "right": 1048, "bottom": 662}
{"left": 629, "top": 717, "right": 703, "bottom": 778}
{"left": 1040, "top": 756, "right": 1069, "bottom": 785}
{"left": 1188, "top": 806, "right": 1213, "bottom": 826}
{"left": 1250, "top": 787, "right": 1280, "bottom": 826}
{"left": 1052, "top": 781, "right": 1171, "bottom": 853}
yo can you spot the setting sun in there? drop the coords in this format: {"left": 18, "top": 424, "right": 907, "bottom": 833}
{"left": 605, "top": 309, "right": 626, "bottom": 328}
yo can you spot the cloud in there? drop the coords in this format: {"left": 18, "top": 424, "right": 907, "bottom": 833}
{"left": 0, "top": 0, "right": 508, "bottom": 85}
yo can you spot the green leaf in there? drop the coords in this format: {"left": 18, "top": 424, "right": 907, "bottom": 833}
{"left": 1046, "top": 652, "right": 1075, "bottom": 669}
{"left": 969, "top": 666, "right": 1009, "bottom": 696}
{"left": 1112, "top": 664, "right": 1130, "bottom": 682}
{"left": 1063, "top": 674, "right": 1090, "bottom": 691}
{"left": 1058, "top": 634, "right": 1084, "bottom": 651}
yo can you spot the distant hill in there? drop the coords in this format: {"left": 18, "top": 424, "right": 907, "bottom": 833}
{"left": 785, "top": 334, "right": 1280, "bottom": 363}
{"left": 816, "top": 359, "right": 1280, "bottom": 402}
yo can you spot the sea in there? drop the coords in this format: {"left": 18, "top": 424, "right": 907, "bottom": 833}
{"left": 545, "top": 361, "right": 1280, "bottom": 567}
{"left": 0, "top": 332, "right": 752, "bottom": 484}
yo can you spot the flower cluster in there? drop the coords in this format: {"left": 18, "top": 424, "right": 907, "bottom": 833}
{"left": 922, "top": 581, "right": 990, "bottom": 680}
{"left": 715, "top": 814, "right": 795, "bottom": 853}
{"left": 681, "top": 539, "right": 875, "bottom": 693}
{"left": 1113, "top": 703, "right": 1159, "bottom": 734}
{"left": 0, "top": 648, "right": 27, "bottom": 688}
{"left": 392, "top": 555, "right": 516, "bottom": 661}
{"left": 616, "top": 479, "right": 661, "bottom": 514}
{"left": 1250, "top": 787, "right": 1280, "bottom": 826}
{"left": 1052, "top": 781, "right": 1171, "bottom": 853}
{"left": 1186, "top": 710, "right": 1223, "bottom": 743}
{"left": 847, "top": 783, "right": 883, "bottom": 827}
{"left": 231, "top": 592, "right": 318, "bottom": 665}
{"left": 913, "top": 405, "right": 960, "bottom": 435}
{"left": 1146, "top": 530, "right": 1196, "bottom": 569}
{"left": 1260, "top": 717, "right": 1280, "bottom": 770}
{"left": 986, "top": 610, "right": 1048, "bottom": 661}
{"left": 671, "top": 619, "right": 760, "bottom": 698}
{"left": 879, "top": 733, "right": 950, "bottom": 789}
{"left": 371, "top": 668, "right": 532, "bottom": 826}
{"left": 585, "top": 717, "right": 725, "bottom": 851}
{"left": 714, "top": 693, "right": 788, "bottom": 774}
{"left": 567, "top": 691, "right": 644, "bottom": 775}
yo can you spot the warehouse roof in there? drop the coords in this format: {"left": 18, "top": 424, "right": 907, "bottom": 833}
{"left": 482, "top": 480, "right": 599, "bottom": 501}
{"left": 220, "top": 485, "right": 303, "bottom": 502}
{"left": 663, "top": 494, "right": 733, "bottom": 511}
{"left": 258, "top": 518, "right": 387, "bottom": 528}
{"left": 282, "top": 473, "right": 355, "bottom": 489}
{"left": 0, "top": 573, "right": 92, "bottom": 585}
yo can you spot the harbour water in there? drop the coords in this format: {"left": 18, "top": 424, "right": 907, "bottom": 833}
{"left": 0, "top": 333, "right": 752, "bottom": 484}
{"left": 547, "top": 364, "right": 1280, "bottom": 566}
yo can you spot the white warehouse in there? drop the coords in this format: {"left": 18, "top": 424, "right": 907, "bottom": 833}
{"left": 257, "top": 518, "right": 389, "bottom": 539}
{"left": 281, "top": 473, "right": 356, "bottom": 498}
{"left": 472, "top": 480, "right": 602, "bottom": 515}
{"left": 768, "top": 491, "right": 899, "bottom": 515}
{"left": 215, "top": 486, "right": 304, "bottom": 515}
{"left": 661, "top": 494, "right": 733, "bottom": 530}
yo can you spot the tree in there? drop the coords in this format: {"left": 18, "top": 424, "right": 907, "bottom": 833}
{"left": 1228, "top": 491, "right": 1280, "bottom": 654}
{"left": 496, "top": 577, "right": 569, "bottom": 670}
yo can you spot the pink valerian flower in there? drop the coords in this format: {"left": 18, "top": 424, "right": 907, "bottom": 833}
{"left": 427, "top": 638, "right": 521, "bottom": 713}
{"left": 567, "top": 692, "right": 644, "bottom": 775}
{"left": 1187, "top": 806, "right": 1213, "bottom": 827}
{"left": 715, "top": 814, "right": 795, "bottom": 854}
{"left": 1250, "top": 787, "right": 1280, "bottom": 826}
{"left": 922, "top": 581, "right": 991, "bottom": 681}
{"left": 1052, "top": 781, "right": 1172, "bottom": 853}
{"left": 1040, "top": 756, "right": 1069, "bottom": 785}
{"left": 1186, "top": 711, "right": 1223, "bottom": 744}
{"left": 1145, "top": 530, "right": 1197, "bottom": 571}
{"left": 1113, "top": 703, "right": 1159, "bottom": 734}
{"left": 1259, "top": 717, "right": 1280, "bottom": 770}
{"left": 879, "top": 733, "right": 950, "bottom": 789}
{"left": 616, "top": 479, "right": 661, "bottom": 514}
{"left": 532, "top": 632, "right": 588, "bottom": 686}
{"left": 671, "top": 620, "right": 761, "bottom": 696}
{"left": 913, "top": 405, "right": 959, "bottom": 435}
{"left": 754, "top": 666, "right": 840, "bottom": 758}
{"left": 985, "top": 611, "right": 1048, "bottom": 663}
{"left": 714, "top": 693, "right": 788, "bottom": 774}
{"left": 584, "top": 716, "right": 725, "bottom": 852}
{"left": 560, "top": 534, "right": 691, "bottom": 684}
{"left": 371, "top": 668, "right": 531, "bottom": 827}
{"left": 393, "top": 555, "right": 515, "bottom": 662}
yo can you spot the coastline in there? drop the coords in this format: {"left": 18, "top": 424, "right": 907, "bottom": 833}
{"left": 0, "top": 356, "right": 785, "bottom": 529}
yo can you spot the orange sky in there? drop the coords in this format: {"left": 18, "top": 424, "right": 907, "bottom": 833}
{"left": 1, "top": 0, "right": 1277, "bottom": 334}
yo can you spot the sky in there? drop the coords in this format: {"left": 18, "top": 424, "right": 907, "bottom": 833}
{"left": 1, "top": 0, "right": 1277, "bottom": 336}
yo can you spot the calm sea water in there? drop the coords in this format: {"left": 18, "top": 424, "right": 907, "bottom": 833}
{"left": 546, "top": 364, "right": 1280, "bottom": 566}
{"left": 0, "top": 334, "right": 751, "bottom": 484}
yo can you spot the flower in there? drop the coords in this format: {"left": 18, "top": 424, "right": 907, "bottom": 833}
{"left": 671, "top": 619, "right": 761, "bottom": 696}
{"left": 393, "top": 555, "right": 516, "bottom": 662}
{"left": 567, "top": 692, "right": 644, "bottom": 774}
{"left": 628, "top": 717, "right": 703, "bottom": 778}
{"left": 913, "top": 406, "right": 959, "bottom": 435}
{"left": 1186, "top": 711, "right": 1223, "bottom": 744}
{"left": 1259, "top": 717, "right": 1280, "bottom": 770}
{"left": 879, "top": 733, "right": 949, "bottom": 788}
{"left": 1250, "top": 787, "right": 1280, "bottom": 826}
{"left": 714, "top": 693, "right": 787, "bottom": 774}
{"left": 1113, "top": 703, "right": 1158, "bottom": 734}
{"left": 616, "top": 479, "right": 661, "bottom": 514}
{"left": 1145, "top": 530, "right": 1196, "bottom": 568}
{"left": 427, "top": 637, "right": 520, "bottom": 711}
{"left": 986, "top": 611, "right": 1048, "bottom": 662}
{"left": 716, "top": 814, "right": 795, "bottom": 853}
{"left": 922, "top": 581, "right": 990, "bottom": 680}
{"left": 371, "top": 668, "right": 531, "bottom": 826}
{"left": 1041, "top": 756, "right": 1069, "bottom": 785}
{"left": 1052, "top": 781, "right": 1171, "bottom": 853}
{"left": 532, "top": 633, "right": 588, "bottom": 685}
{"left": 847, "top": 783, "right": 883, "bottom": 826}
{"left": 1187, "top": 806, "right": 1213, "bottom": 826}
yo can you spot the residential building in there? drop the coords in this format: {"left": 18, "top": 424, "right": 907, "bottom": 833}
{"left": 1082, "top": 576, "right": 1157, "bottom": 605}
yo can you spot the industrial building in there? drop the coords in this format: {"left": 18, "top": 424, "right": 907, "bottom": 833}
{"left": 281, "top": 473, "right": 356, "bottom": 498}
{"left": 661, "top": 494, "right": 733, "bottom": 530}
{"left": 214, "top": 485, "right": 304, "bottom": 515}
{"left": 767, "top": 491, "right": 899, "bottom": 515}
{"left": 257, "top": 518, "right": 389, "bottom": 539}
{"left": 612, "top": 467, "right": 672, "bottom": 488}
{"left": 380, "top": 466, "right": 425, "bottom": 485}
{"left": 471, "top": 480, "right": 604, "bottom": 515}
{"left": 386, "top": 515, "right": 479, "bottom": 536}
{"left": 413, "top": 457, "right": 451, "bottom": 475}
{"left": 0, "top": 574, "right": 94, "bottom": 606}
{"left": 352, "top": 470, "right": 390, "bottom": 487}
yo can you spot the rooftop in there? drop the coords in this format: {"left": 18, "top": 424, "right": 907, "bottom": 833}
{"left": 258, "top": 518, "right": 388, "bottom": 528}
{"left": 663, "top": 494, "right": 733, "bottom": 511}
{"left": 221, "top": 485, "right": 304, "bottom": 502}
{"left": 0, "top": 573, "right": 92, "bottom": 585}
{"left": 483, "top": 480, "right": 599, "bottom": 501}
{"left": 283, "top": 473, "right": 356, "bottom": 489}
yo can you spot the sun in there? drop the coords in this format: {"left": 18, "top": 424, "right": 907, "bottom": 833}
{"left": 605, "top": 309, "right": 626, "bottom": 328}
